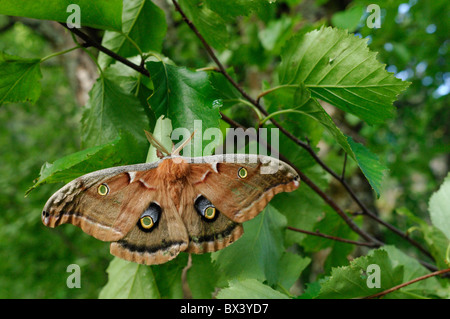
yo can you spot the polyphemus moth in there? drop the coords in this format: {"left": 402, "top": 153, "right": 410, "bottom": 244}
{"left": 42, "top": 132, "right": 300, "bottom": 265}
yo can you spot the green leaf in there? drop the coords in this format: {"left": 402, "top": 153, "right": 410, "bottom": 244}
{"left": 347, "top": 136, "right": 388, "bottom": 198}
{"left": 212, "top": 205, "right": 286, "bottom": 286}
{"left": 331, "top": 5, "right": 364, "bottom": 32}
{"left": 152, "top": 254, "right": 188, "bottom": 298}
{"left": 81, "top": 73, "right": 150, "bottom": 148}
{"left": 429, "top": 173, "right": 450, "bottom": 240}
{"left": 205, "top": 0, "right": 275, "bottom": 21}
{"left": 0, "top": 52, "right": 41, "bottom": 105}
{"left": 186, "top": 254, "right": 220, "bottom": 299}
{"left": 262, "top": 84, "right": 387, "bottom": 197}
{"left": 397, "top": 207, "right": 450, "bottom": 270}
{"left": 264, "top": 84, "right": 387, "bottom": 197}
{"left": 298, "top": 281, "right": 322, "bottom": 299}
{"left": 279, "top": 26, "right": 410, "bottom": 125}
{"left": 277, "top": 252, "right": 311, "bottom": 293}
{"left": 263, "top": 84, "right": 321, "bottom": 148}
{"left": 104, "top": 56, "right": 157, "bottom": 128}
{"left": 0, "top": 0, "right": 122, "bottom": 31}
{"left": 27, "top": 134, "right": 144, "bottom": 194}
{"left": 422, "top": 226, "right": 450, "bottom": 270}
{"left": 380, "top": 246, "right": 443, "bottom": 298}
{"left": 178, "top": 0, "right": 229, "bottom": 50}
{"left": 99, "top": 257, "right": 160, "bottom": 298}
{"left": 259, "top": 15, "right": 295, "bottom": 54}
{"left": 99, "top": 0, "right": 167, "bottom": 67}
{"left": 318, "top": 246, "right": 443, "bottom": 299}
{"left": 302, "top": 207, "right": 358, "bottom": 272}
{"left": 147, "top": 61, "right": 221, "bottom": 154}
{"left": 207, "top": 69, "right": 242, "bottom": 109}
{"left": 292, "top": 96, "right": 350, "bottom": 155}
{"left": 216, "top": 279, "right": 289, "bottom": 299}
{"left": 104, "top": 56, "right": 153, "bottom": 93}
{"left": 271, "top": 167, "right": 327, "bottom": 246}
{"left": 317, "top": 248, "right": 404, "bottom": 299}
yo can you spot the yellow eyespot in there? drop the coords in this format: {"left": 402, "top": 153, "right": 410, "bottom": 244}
{"left": 238, "top": 167, "right": 248, "bottom": 179}
{"left": 140, "top": 216, "right": 154, "bottom": 229}
{"left": 204, "top": 207, "right": 216, "bottom": 219}
{"left": 97, "top": 184, "right": 109, "bottom": 196}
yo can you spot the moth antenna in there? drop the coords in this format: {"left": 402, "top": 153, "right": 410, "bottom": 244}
{"left": 144, "top": 130, "right": 171, "bottom": 156}
{"left": 173, "top": 130, "right": 197, "bottom": 156}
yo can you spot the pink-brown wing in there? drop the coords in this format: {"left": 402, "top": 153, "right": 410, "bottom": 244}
{"left": 42, "top": 163, "right": 161, "bottom": 242}
{"left": 186, "top": 155, "right": 299, "bottom": 223}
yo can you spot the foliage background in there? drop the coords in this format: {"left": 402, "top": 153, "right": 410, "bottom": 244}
{"left": 0, "top": 0, "right": 448, "bottom": 298}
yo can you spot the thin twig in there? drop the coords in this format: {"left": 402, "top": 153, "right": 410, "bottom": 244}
{"left": 287, "top": 226, "right": 378, "bottom": 247}
{"left": 364, "top": 268, "right": 450, "bottom": 299}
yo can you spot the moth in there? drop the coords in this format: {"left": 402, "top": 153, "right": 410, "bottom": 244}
{"left": 42, "top": 132, "right": 300, "bottom": 265}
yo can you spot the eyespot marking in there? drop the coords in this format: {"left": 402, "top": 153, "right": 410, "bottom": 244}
{"left": 204, "top": 207, "right": 216, "bottom": 219}
{"left": 98, "top": 184, "right": 109, "bottom": 196}
{"left": 137, "top": 202, "right": 161, "bottom": 232}
{"left": 194, "top": 195, "right": 218, "bottom": 221}
{"left": 140, "top": 216, "right": 154, "bottom": 229}
{"left": 238, "top": 167, "right": 248, "bottom": 179}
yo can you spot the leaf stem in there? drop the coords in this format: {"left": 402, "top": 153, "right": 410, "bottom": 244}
{"left": 121, "top": 31, "right": 144, "bottom": 60}
{"left": 40, "top": 45, "right": 80, "bottom": 63}
{"left": 68, "top": 31, "right": 104, "bottom": 76}
{"left": 256, "top": 84, "right": 299, "bottom": 104}
{"left": 223, "top": 98, "right": 264, "bottom": 121}
{"left": 259, "top": 109, "right": 308, "bottom": 126}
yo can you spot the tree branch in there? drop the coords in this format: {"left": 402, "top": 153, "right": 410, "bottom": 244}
{"left": 364, "top": 268, "right": 450, "bottom": 299}
{"left": 59, "top": 23, "right": 150, "bottom": 77}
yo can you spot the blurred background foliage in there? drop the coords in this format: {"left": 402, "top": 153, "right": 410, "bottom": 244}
{"left": 0, "top": 0, "right": 448, "bottom": 298}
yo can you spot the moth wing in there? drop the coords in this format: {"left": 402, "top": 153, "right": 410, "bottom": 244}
{"left": 42, "top": 162, "right": 161, "bottom": 242}
{"left": 110, "top": 192, "right": 189, "bottom": 265}
{"left": 178, "top": 183, "right": 244, "bottom": 254}
{"left": 186, "top": 155, "right": 299, "bottom": 223}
